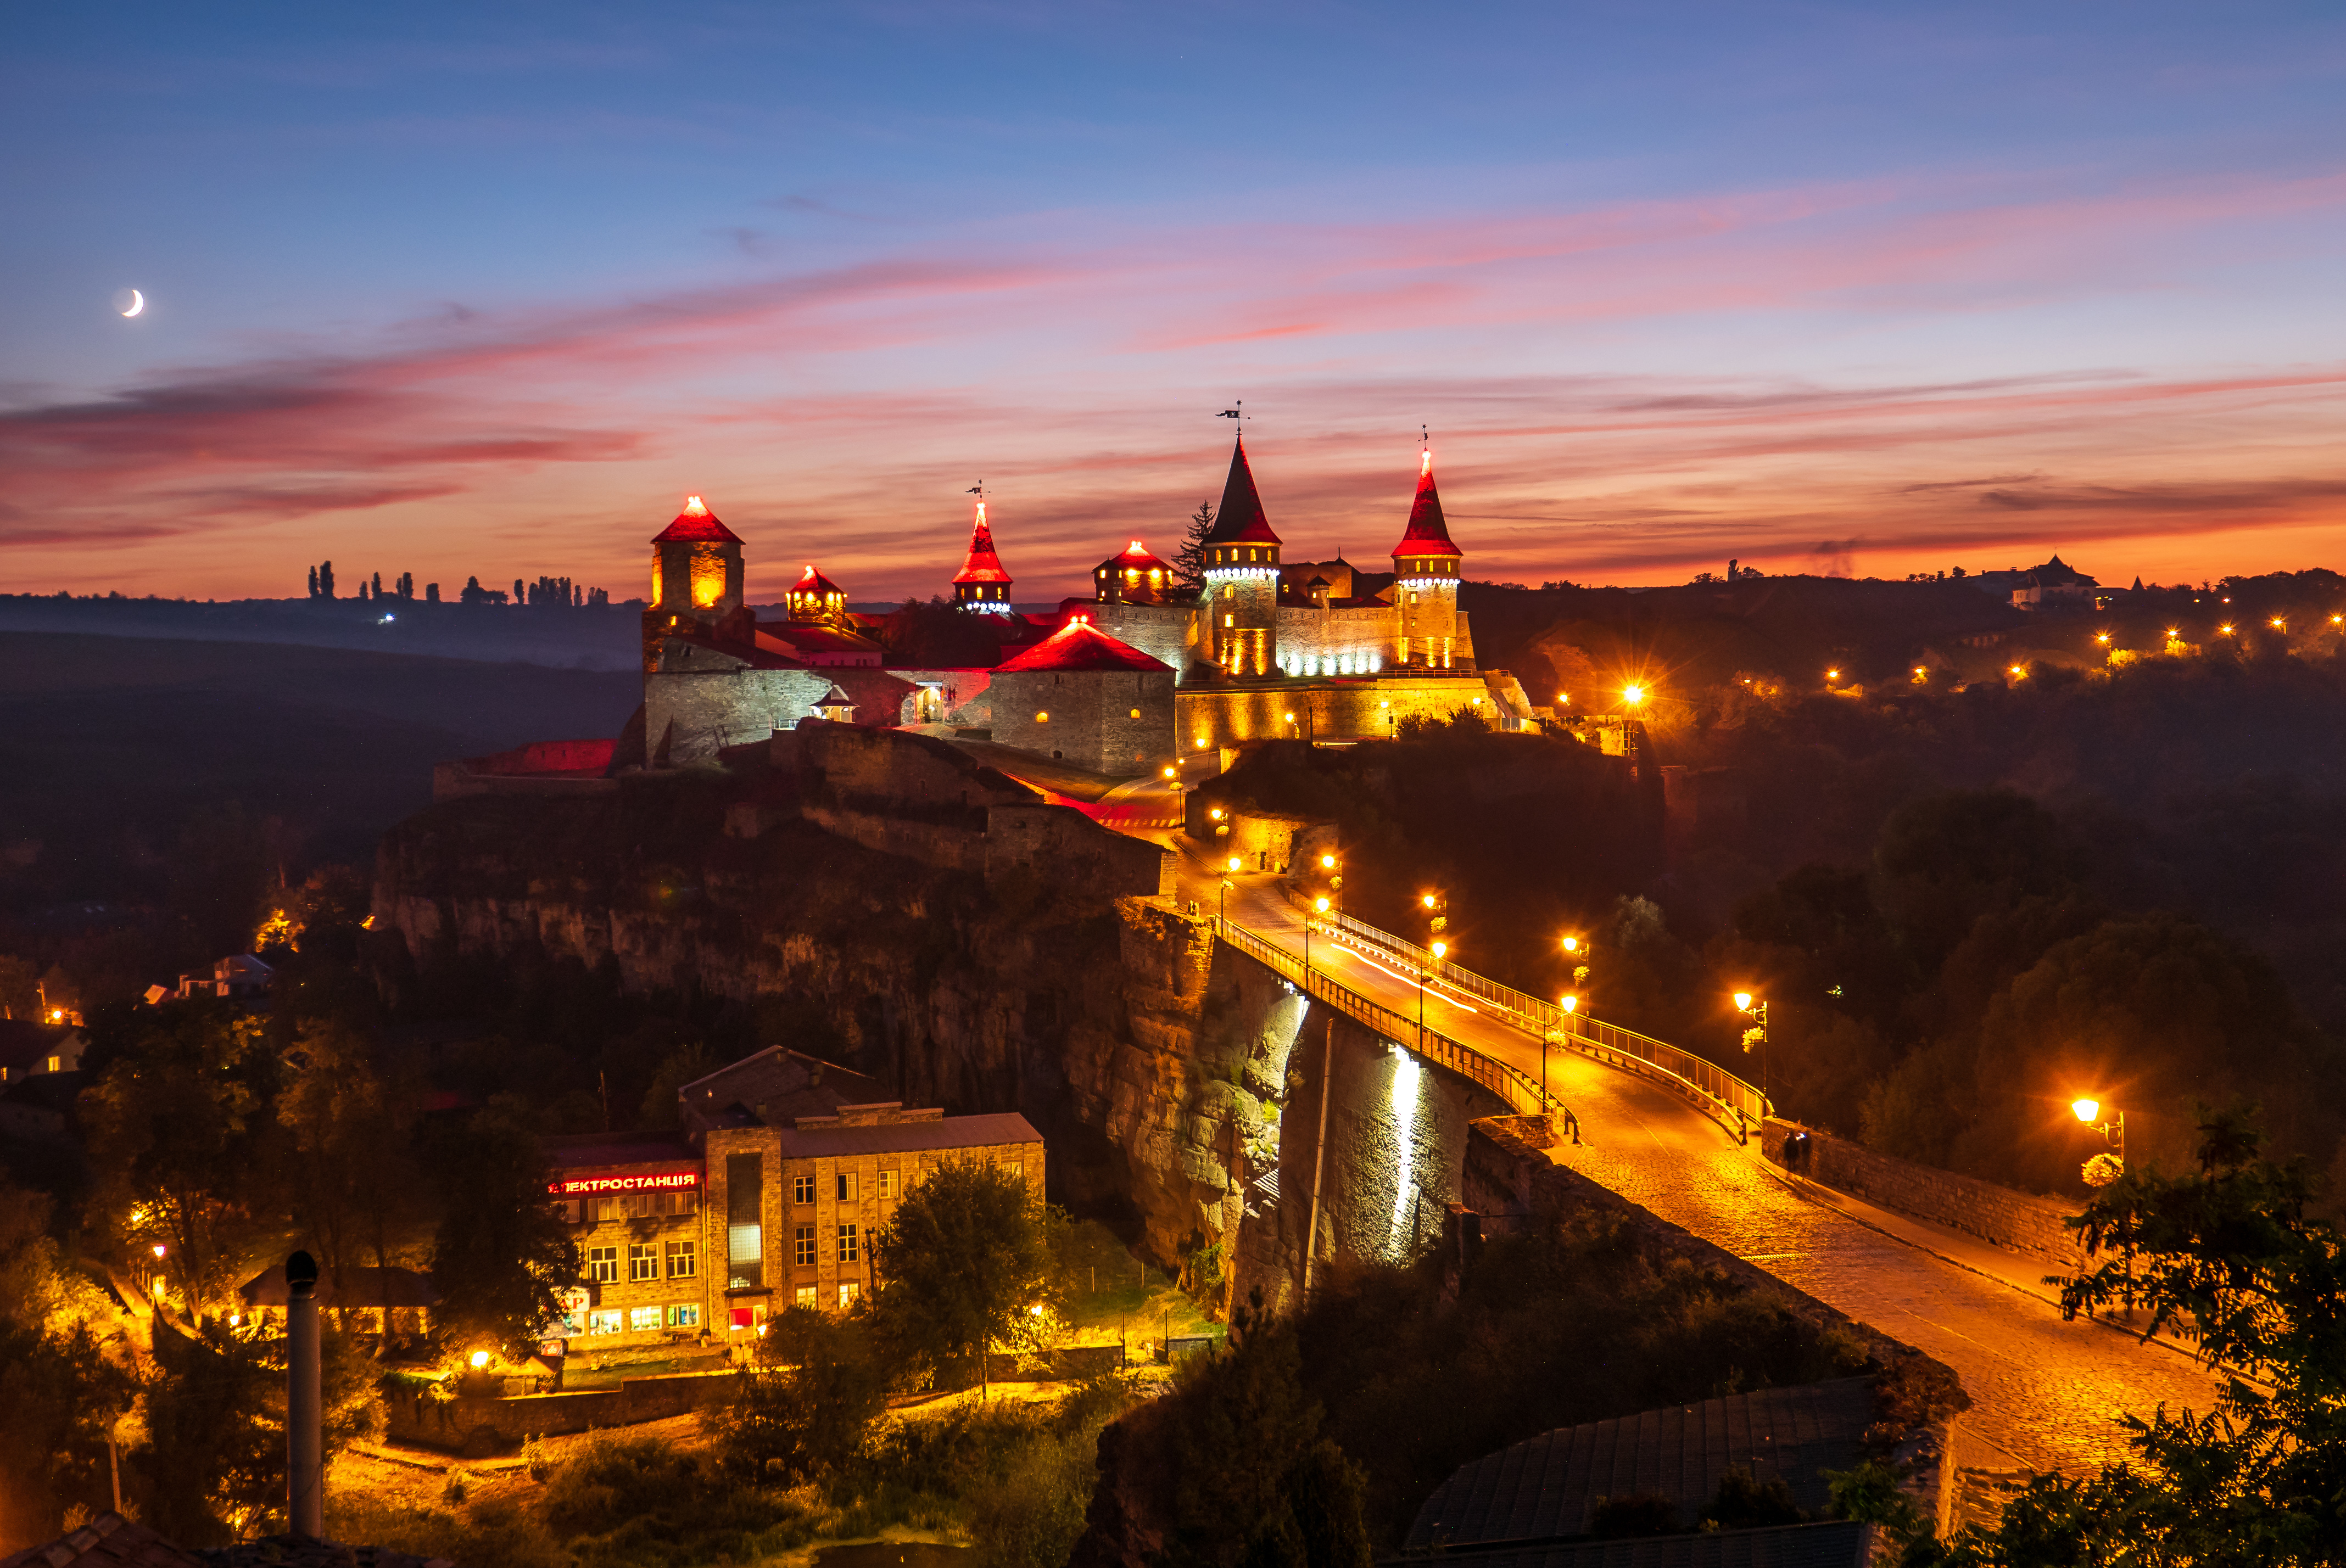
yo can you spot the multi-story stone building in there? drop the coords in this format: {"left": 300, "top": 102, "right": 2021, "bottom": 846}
{"left": 543, "top": 1054, "right": 1044, "bottom": 1352}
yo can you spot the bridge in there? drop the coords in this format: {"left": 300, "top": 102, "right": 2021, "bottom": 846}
{"left": 1101, "top": 803, "right": 2228, "bottom": 1487}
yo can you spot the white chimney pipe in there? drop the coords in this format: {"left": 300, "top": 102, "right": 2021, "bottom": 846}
{"left": 285, "top": 1250, "right": 323, "bottom": 1539}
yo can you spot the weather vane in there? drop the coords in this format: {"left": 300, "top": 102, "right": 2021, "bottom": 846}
{"left": 1218, "top": 401, "right": 1243, "bottom": 422}
{"left": 967, "top": 481, "right": 984, "bottom": 498}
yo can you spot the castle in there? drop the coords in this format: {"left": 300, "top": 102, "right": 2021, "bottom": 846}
{"left": 639, "top": 436, "right": 1536, "bottom": 774}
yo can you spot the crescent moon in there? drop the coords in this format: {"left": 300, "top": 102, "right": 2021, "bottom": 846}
{"left": 117, "top": 288, "right": 146, "bottom": 318}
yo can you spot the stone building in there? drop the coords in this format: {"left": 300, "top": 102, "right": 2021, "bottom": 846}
{"left": 545, "top": 1130, "right": 708, "bottom": 1346}
{"left": 986, "top": 617, "right": 1176, "bottom": 773}
{"left": 539, "top": 1079, "right": 1043, "bottom": 1349}
{"left": 703, "top": 1103, "right": 1043, "bottom": 1325}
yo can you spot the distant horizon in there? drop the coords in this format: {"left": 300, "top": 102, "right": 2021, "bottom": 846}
{"left": 7, "top": 4, "right": 2344, "bottom": 602}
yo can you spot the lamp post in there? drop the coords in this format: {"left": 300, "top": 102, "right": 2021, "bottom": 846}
{"left": 1306, "top": 895, "right": 1330, "bottom": 981}
{"left": 1549, "top": 993, "right": 1578, "bottom": 1106}
{"left": 1734, "top": 992, "right": 1769, "bottom": 1110}
{"left": 1420, "top": 939, "right": 1447, "bottom": 1045}
{"left": 1218, "top": 875, "right": 1234, "bottom": 925}
{"left": 2073, "top": 1097, "right": 2131, "bottom": 1311}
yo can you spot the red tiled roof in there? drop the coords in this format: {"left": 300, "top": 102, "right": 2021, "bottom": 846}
{"left": 651, "top": 495, "right": 743, "bottom": 545}
{"left": 952, "top": 500, "right": 1014, "bottom": 585}
{"left": 993, "top": 617, "right": 1172, "bottom": 674}
{"left": 791, "top": 563, "right": 845, "bottom": 597}
{"left": 1390, "top": 450, "right": 1461, "bottom": 559}
{"left": 1205, "top": 436, "right": 1281, "bottom": 546}
{"left": 1096, "top": 539, "right": 1171, "bottom": 575}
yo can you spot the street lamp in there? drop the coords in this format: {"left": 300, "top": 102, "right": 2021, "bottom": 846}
{"left": 1622, "top": 684, "right": 1645, "bottom": 707}
{"left": 1561, "top": 933, "right": 1591, "bottom": 993}
{"left": 1218, "top": 875, "right": 1235, "bottom": 924}
{"left": 1306, "top": 895, "right": 1330, "bottom": 979}
{"left": 1734, "top": 992, "right": 1769, "bottom": 1109}
{"left": 2073, "top": 1097, "right": 2126, "bottom": 1173}
{"left": 1549, "top": 993, "right": 1578, "bottom": 1106}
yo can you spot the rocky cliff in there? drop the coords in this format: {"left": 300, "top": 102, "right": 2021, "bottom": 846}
{"left": 372, "top": 741, "right": 1279, "bottom": 1274}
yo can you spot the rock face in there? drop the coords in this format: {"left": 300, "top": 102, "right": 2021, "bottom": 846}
{"left": 374, "top": 741, "right": 1256, "bottom": 1273}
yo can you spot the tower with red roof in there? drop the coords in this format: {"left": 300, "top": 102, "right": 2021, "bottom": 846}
{"left": 951, "top": 499, "right": 1015, "bottom": 613}
{"left": 1200, "top": 436, "right": 1283, "bottom": 676}
{"left": 644, "top": 495, "right": 745, "bottom": 671}
{"left": 1391, "top": 447, "right": 1467, "bottom": 669}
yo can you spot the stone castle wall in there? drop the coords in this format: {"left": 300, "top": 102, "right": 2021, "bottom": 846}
{"left": 1176, "top": 672, "right": 1494, "bottom": 754}
{"left": 646, "top": 662, "right": 835, "bottom": 764}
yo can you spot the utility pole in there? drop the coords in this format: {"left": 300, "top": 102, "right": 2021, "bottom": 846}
{"left": 1302, "top": 1014, "right": 1334, "bottom": 1294}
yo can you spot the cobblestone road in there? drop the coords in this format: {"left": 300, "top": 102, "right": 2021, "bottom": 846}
{"left": 1198, "top": 867, "right": 2228, "bottom": 1478}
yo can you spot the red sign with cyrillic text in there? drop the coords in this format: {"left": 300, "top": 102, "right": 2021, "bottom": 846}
{"left": 548, "top": 1169, "right": 701, "bottom": 1196}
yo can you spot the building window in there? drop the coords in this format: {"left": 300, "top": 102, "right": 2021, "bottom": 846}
{"left": 795, "top": 1225, "right": 817, "bottom": 1266}
{"left": 878, "top": 1169, "right": 897, "bottom": 1199}
{"left": 839, "top": 1282, "right": 861, "bottom": 1311}
{"left": 837, "top": 1171, "right": 859, "bottom": 1203}
{"left": 1129, "top": 708, "right": 1140, "bottom": 719}
{"left": 667, "top": 1240, "right": 696, "bottom": 1279}
{"left": 796, "top": 1286, "right": 817, "bottom": 1308}
{"left": 1003, "top": 1162, "right": 1023, "bottom": 1180}
{"left": 629, "top": 1306, "right": 662, "bottom": 1332}
{"left": 1036, "top": 711, "right": 1048, "bottom": 723}
{"left": 730, "top": 1306, "right": 755, "bottom": 1330}
{"left": 587, "top": 1309, "right": 621, "bottom": 1335}
{"left": 1224, "top": 614, "right": 1234, "bottom": 628}
{"left": 728, "top": 1152, "right": 764, "bottom": 1291}
{"left": 793, "top": 1174, "right": 815, "bottom": 1205}
{"left": 669, "top": 1303, "right": 700, "bottom": 1329}
{"left": 837, "top": 1224, "right": 859, "bottom": 1263}
{"left": 629, "top": 1244, "right": 658, "bottom": 1283}
{"left": 587, "top": 1247, "right": 619, "bottom": 1284}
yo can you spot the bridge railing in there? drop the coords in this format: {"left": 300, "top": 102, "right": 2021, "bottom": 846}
{"left": 1284, "top": 888, "right": 1766, "bottom": 1135}
{"left": 1214, "top": 917, "right": 1574, "bottom": 1129}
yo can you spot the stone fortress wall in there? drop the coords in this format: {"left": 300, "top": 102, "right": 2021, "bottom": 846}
{"left": 989, "top": 663, "right": 1178, "bottom": 776}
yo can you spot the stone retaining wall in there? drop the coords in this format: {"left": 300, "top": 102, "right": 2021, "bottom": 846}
{"left": 383, "top": 1367, "right": 735, "bottom": 1455}
{"left": 1764, "top": 1119, "right": 2084, "bottom": 1270}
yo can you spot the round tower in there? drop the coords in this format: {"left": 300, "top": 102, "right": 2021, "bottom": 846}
{"left": 1390, "top": 449, "right": 1465, "bottom": 669}
{"left": 643, "top": 495, "right": 745, "bottom": 670}
{"left": 1201, "top": 436, "right": 1282, "bottom": 677}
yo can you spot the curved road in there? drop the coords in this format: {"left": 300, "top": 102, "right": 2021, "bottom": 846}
{"left": 1150, "top": 837, "right": 2224, "bottom": 1481}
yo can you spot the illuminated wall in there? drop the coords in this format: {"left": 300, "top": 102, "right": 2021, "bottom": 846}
{"left": 990, "top": 665, "right": 1176, "bottom": 776}
{"left": 1174, "top": 673, "right": 1495, "bottom": 755}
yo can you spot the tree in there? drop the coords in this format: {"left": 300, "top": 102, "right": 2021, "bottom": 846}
{"left": 275, "top": 1020, "right": 419, "bottom": 1332}
{"left": 706, "top": 1306, "right": 890, "bottom": 1481}
{"left": 86, "top": 1008, "right": 276, "bottom": 1320}
{"left": 305, "top": 565, "right": 319, "bottom": 599}
{"left": 1172, "top": 500, "right": 1215, "bottom": 598}
{"left": 1155, "top": 1291, "right": 1372, "bottom": 1568}
{"left": 427, "top": 1097, "right": 580, "bottom": 1357}
{"left": 317, "top": 561, "right": 335, "bottom": 598}
{"left": 870, "top": 1161, "right": 1058, "bottom": 1397}
{"left": 1888, "top": 1110, "right": 2346, "bottom": 1565}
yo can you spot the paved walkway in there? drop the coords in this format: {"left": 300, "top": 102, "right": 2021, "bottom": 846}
{"left": 1160, "top": 850, "right": 2225, "bottom": 1480}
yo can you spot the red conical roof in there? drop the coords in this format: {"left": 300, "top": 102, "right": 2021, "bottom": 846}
{"left": 952, "top": 500, "right": 1014, "bottom": 585}
{"left": 652, "top": 494, "right": 742, "bottom": 545}
{"left": 791, "top": 563, "right": 845, "bottom": 597}
{"left": 1389, "top": 450, "right": 1461, "bottom": 559}
{"left": 1205, "top": 436, "right": 1281, "bottom": 546}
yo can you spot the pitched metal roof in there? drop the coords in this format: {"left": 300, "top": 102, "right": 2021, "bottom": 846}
{"left": 992, "top": 618, "right": 1171, "bottom": 674}
{"left": 1405, "top": 1378, "right": 1874, "bottom": 1551}
{"left": 953, "top": 500, "right": 1015, "bottom": 585}
{"left": 1397, "top": 1520, "right": 1872, "bottom": 1568}
{"left": 772, "top": 1110, "right": 1041, "bottom": 1158}
{"left": 1205, "top": 436, "right": 1282, "bottom": 546}
{"left": 651, "top": 495, "right": 742, "bottom": 545}
{"left": 1390, "top": 450, "right": 1462, "bottom": 560}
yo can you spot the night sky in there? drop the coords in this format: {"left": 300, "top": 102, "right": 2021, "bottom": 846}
{"left": 5, "top": 3, "right": 2343, "bottom": 603}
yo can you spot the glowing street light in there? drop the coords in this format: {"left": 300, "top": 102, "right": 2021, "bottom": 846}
{"left": 1320, "top": 853, "right": 1336, "bottom": 870}
{"left": 2071, "top": 1097, "right": 2099, "bottom": 1123}
{"left": 152, "top": 1243, "right": 167, "bottom": 1259}
{"left": 1622, "top": 684, "right": 1645, "bottom": 706}
{"left": 1825, "top": 668, "right": 1840, "bottom": 681}
{"left": 470, "top": 1351, "right": 491, "bottom": 1369}
{"left": 2270, "top": 617, "right": 2286, "bottom": 631}
{"left": 2219, "top": 623, "right": 2235, "bottom": 636}
{"left": 1546, "top": 993, "right": 1580, "bottom": 1104}
{"left": 2074, "top": 1097, "right": 2127, "bottom": 1172}
{"left": 2095, "top": 632, "right": 2110, "bottom": 645}
{"left": 2008, "top": 664, "right": 2026, "bottom": 680}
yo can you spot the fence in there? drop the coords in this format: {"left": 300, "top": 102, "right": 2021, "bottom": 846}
{"left": 1215, "top": 917, "right": 1574, "bottom": 1129}
{"left": 1283, "top": 888, "right": 1766, "bottom": 1137}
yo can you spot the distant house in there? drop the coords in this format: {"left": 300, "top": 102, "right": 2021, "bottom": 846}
{"left": 0, "top": 1018, "right": 87, "bottom": 1083}
{"left": 1971, "top": 555, "right": 2099, "bottom": 612}
{"left": 164, "top": 953, "right": 277, "bottom": 1003}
